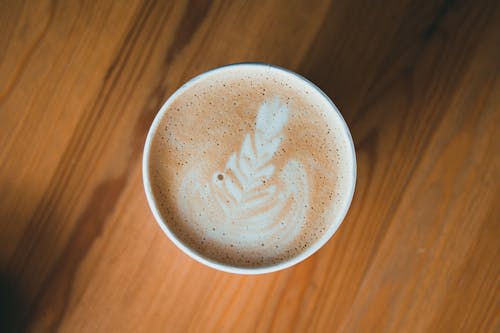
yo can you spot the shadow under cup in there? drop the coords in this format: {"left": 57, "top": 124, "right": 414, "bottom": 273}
{"left": 143, "top": 63, "right": 356, "bottom": 274}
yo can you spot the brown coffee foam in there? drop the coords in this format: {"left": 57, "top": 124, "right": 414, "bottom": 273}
{"left": 148, "top": 65, "right": 354, "bottom": 267}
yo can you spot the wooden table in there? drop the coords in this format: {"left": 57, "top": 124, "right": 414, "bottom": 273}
{"left": 1, "top": 0, "right": 499, "bottom": 332}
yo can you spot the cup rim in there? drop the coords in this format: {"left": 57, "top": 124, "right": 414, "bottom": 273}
{"left": 142, "top": 62, "right": 357, "bottom": 274}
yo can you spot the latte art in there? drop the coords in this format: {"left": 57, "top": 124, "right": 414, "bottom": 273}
{"left": 178, "top": 99, "right": 308, "bottom": 250}
{"left": 146, "top": 64, "right": 355, "bottom": 268}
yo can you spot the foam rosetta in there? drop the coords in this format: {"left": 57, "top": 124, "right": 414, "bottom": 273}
{"left": 178, "top": 99, "right": 308, "bottom": 251}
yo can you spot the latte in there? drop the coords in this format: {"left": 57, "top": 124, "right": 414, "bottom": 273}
{"left": 144, "top": 64, "right": 355, "bottom": 268}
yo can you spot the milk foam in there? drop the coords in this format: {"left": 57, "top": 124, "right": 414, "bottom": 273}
{"left": 148, "top": 64, "right": 355, "bottom": 267}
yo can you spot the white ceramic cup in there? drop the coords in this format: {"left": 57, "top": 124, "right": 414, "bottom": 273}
{"left": 142, "top": 63, "right": 356, "bottom": 274}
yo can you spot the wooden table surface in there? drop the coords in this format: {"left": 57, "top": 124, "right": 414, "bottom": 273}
{"left": 1, "top": 0, "right": 499, "bottom": 332}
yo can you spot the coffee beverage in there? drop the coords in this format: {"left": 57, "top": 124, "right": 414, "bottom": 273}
{"left": 144, "top": 64, "right": 355, "bottom": 268}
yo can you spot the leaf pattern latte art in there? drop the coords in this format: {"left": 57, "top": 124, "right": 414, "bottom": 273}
{"left": 178, "top": 98, "right": 309, "bottom": 249}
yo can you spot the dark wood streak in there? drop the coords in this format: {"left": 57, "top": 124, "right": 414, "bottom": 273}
{"left": 422, "top": 0, "right": 457, "bottom": 39}
{"left": 172, "top": 0, "right": 228, "bottom": 85}
{"left": 164, "top": 0, "right": 213, "bottom": 65}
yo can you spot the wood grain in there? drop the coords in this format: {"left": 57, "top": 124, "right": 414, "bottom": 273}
{"left": 0, "top": 0, "right": 499, "bottom": 332}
